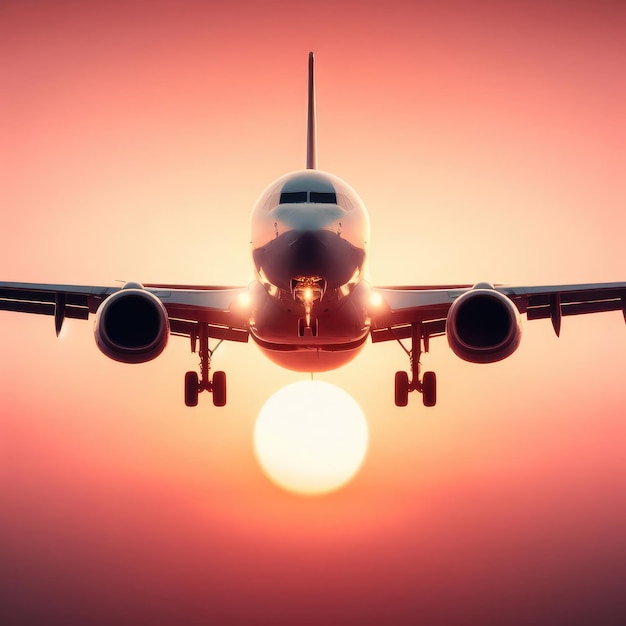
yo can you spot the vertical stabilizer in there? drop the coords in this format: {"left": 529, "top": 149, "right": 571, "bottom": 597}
{"left": 306, "top": 52, "right": 317, "bottom": 170}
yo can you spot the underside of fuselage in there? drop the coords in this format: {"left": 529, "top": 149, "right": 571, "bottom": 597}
{"left": 247, "top": 280, "right": 371, "bottom": 372}
{"left": 256, "top": 341, "right": 368, "bottom": 372}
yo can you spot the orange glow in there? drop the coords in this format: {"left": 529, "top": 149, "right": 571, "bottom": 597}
{"left": 369, "top": 291, "right": 383, "bottom": 307}
{"left": 237, "top": 291, "right": 251, "bottom": 308}
{"left": 1, "top": 1, "right": 625, "bottom": 625}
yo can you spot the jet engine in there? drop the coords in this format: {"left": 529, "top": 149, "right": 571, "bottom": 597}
{"left": 94, "top": 285, "right": 169, "bottom": 363}
{"left": 446, "top": 285, "right": 521, "bottom": 364}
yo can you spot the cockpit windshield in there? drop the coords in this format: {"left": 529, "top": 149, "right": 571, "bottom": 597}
{"left": 279, "top": 190, "right": 337, "bottom": 204}
{"left": 310, "top": 191, "right": 336, "bottom": 203}
{"left": 254, "top": 169, "right": 366, "bottom": 215}
{"left": 251, "top": 169, "right": 369, "bottom": 258}
{"left": 279, "top": 191, "right": 308, "bottom": 203}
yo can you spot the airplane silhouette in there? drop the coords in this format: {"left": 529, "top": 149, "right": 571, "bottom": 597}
{"left": 2, "top": 53, "right": 625, "bottom": 408}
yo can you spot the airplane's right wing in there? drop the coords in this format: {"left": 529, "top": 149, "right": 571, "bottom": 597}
{"left": 369, "top": 280, "right": 626, "bottom": 407}
{"left": 369, "top": 281, "right": 626, "bottom": 343}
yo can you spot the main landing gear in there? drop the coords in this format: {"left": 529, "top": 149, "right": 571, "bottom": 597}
{"left": 394, "top": 323, "right": 437, "bottom": 408}
{"left": 184, "top": 323, "right": 227, "bottom": 407}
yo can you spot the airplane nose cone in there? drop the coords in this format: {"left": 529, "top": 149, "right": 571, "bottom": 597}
{"left": 289, "top": 231, "right": 327, "bottom": 276}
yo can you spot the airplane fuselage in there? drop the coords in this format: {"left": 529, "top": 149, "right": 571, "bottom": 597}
{"left": 249, "top": 169, "right": 372, "bottom": 371}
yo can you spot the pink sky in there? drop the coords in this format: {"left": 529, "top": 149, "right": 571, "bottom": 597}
{"left": 1, "top": 1, "right": 625, "bottom": 624}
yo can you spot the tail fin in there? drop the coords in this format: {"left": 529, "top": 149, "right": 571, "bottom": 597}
{"left": 306, "top": 52, "right": 317, "bottom": 170}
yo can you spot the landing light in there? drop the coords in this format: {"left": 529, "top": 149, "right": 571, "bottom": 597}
{"left": 238, "top": 292, "right": 251, "bottom": 307}
{"left": 292, "top": 276, "right": 325, "bottom": 329}
{"left": 370, "top": 292, "right": 383, "bottom": 307}
{"left": 292, "top": 276, "right": 325, "bottom": 305}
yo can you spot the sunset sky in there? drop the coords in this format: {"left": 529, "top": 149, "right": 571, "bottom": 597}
{"left": 1, "top": 1, "right": 625, "bottom": 624}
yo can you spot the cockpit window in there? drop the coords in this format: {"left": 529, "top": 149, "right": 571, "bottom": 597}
{"left": 279, "top": 191, "right": 338, "bottom": 204}
{"left": 310, "top": 191, "right": 337, "bottom": 204}
{"left": 280, "top": 191, "right": 308, "bottom": 203}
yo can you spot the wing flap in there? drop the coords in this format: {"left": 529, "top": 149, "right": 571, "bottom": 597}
{"left": 0, "top": 285, "right": 93, "bottom": 320}
{"left": 370, "top": 319, "right": 446, "bottom": 344}
{"left": 502, "top": 283, "right": 626, "bottom": 309}
{"left": 527, "top": 298, "right": 625, "bottom": 321}
{"left": 0, "top": 299, "right": 90, "bottom": 320}
{"left": 169, "top": 319, "right": 249, "bottom": 343}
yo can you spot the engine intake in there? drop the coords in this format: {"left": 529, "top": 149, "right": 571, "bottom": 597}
{"left": 95, "top": 287, "right": 169, "bottom": 363}
{"left": 447, "top": 286, "right": 521, "bottom": 363}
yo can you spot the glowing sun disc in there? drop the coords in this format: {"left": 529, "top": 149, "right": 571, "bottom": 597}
{"left": 254, "top": 381, "right": 369, "bottom": 495}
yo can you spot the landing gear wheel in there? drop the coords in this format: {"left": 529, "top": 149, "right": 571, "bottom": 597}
{"left": 185, "top": 371, "right": 199, "bottom": 407}
{"left": 212, "top": 370, "right": 227, "bottom": 407}
{"left": 394, "top": 371, "right": 409, "bottom": 407}
{"left": 422, "top": 371, "right": 437, "bottom": 407}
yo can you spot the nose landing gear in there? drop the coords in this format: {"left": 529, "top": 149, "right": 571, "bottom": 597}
{"left": 298, "top": 316, "right": 319, "bottom": 337}
{"left": 394, "top": 323, "right": 437, "bottom": 407}
{"left": 184, "top": 322, "right": 227, "bottom": 407}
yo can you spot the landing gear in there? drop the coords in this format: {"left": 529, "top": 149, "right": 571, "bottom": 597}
{"left": 298, "top": 317, "right": 319, "bottom": 337}
{"left": 185, "top": 371, "right": 199, "bottom": 407}
{"left": 422, "top": 371, "right": 437, "bottom": 407}
{"left": 394, "top": 371, "right": 409, "bottom": 407}
{"left": 393, "top": 323, "right": 437, "bottom": 407}
{"left": 211, "top": 370, "right": 227, "bottom": 407}
{"left": 184, "top": 323, "right": 227, "bottom": 407}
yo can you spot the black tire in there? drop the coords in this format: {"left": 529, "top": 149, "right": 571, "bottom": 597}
{"left": 185, "top": 371, "right": 199, "bottom": 407}
{"left": 394, "top": 371, "right": 409, "bottom": 407}
{"left": 212, "top": 371, "right": 227, "bottom": 407}
{"left": 422, "top": 371, "right": 437, "bottom": 407}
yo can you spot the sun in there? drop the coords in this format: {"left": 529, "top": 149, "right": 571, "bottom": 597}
{"left": 254, "top": 380, "right": 369, "bottom": 496}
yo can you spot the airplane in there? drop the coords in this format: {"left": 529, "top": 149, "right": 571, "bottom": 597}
{"left": 2, "top": 52, "right": 625, "bottom": 409}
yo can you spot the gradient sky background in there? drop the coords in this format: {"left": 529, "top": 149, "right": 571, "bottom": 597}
{"left": 1, "top": 1, "right": 625, "bottom": 624}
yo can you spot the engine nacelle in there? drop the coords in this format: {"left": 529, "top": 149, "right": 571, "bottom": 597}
{"left": 447, "top": 285, "right": 522, "bottom": 364}
{"left": 95, "top": 285, "right": 169, "bottom": 364}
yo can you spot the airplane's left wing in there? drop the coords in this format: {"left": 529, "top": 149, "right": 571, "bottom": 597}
{"left": 0, "top": 281, "right": 250, "bottom": 342}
